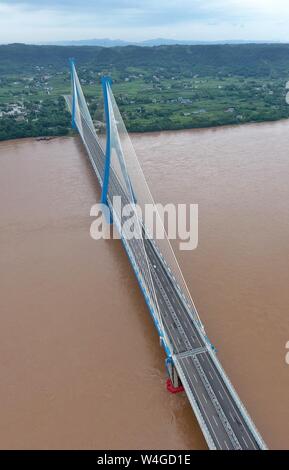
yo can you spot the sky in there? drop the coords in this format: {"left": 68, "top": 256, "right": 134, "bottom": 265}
{"left": 1, "top": 0, "right": 289, "bottom": 44}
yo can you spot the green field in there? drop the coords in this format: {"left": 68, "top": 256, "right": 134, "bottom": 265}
{"left": 1, "top": 43, "right": 289, "bottom": 140}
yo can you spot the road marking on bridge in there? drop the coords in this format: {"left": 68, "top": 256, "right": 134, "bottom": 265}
{"left": 213, "top": 415, "right": 219, "bottom": 427}
{"left": 242, "top": 436, "right": 249, "bottom": 449}
{"left": 193, "top": 356, "right": 242, "bottom": 450}
{"left": 202, "top": 393, "right": 208, "bottom": 404}
{"left": 151, "top": 266, "right": 194, "bottom": 353}
{"left": 181, "top": 363, "right": 222, "bottom": 449}
{"left": 218, "top": 390, "right": 224, "bottom": 400}
{"left": 175, "top": 347, "right": 207, "bottom": 360}
{"left": 205, "top": 354, "right": 258, "bottom": 449}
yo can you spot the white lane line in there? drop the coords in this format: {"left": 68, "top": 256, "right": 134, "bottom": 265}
{"left": 224, "top": 440, "right": 230, "bottom": 450}
{"left": 218, "top": 390, "right": 224, "bottom": 400}
{"left": 184, "top": 358, "right": 198, "bottom": 383}
{"left": 213, "top": 415, "right": 219, "bottom": 427}
{"left": 202, "top": 393, "right": 208, "bottom": 404}
{"left": 148, "top": 246, "right": 203, "bottom": 349}
{"left": 242, "top": 436, "right": 249, "bottom": 449}
{"left": 230, "top": 412, "right": 236, "bottom": 422}
{"left": 155, "top": 289, "right": 180, "bottom": 353}
{"left": 204, "top": 355, "right": 257, "bottom": 448}
{"left": 182, "top": 361, "right": 223, "bottom": 449}
{"left": 149, "top": 257, "right": 193, "bottom": 353}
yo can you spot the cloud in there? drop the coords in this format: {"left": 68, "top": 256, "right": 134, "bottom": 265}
{"left": 0, "top": 1, "right": 289, "bottom": 43}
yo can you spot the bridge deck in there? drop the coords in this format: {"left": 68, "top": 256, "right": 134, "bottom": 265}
{"left": 65, "top": 95, "right": 267, "bottom": 450}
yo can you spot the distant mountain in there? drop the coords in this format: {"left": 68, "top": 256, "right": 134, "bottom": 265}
{"left": 43, "top": 38, "right": 131, "bottom": 47}
{"left": 139, "top": 38, "right": 279, "bottom": 46}
{"left": 39, "top": 38, "right": 280, "bottom": 47}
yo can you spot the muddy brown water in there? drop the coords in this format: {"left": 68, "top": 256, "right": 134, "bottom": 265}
{"left": 0, "top": 120, "right": 289, "bottom": 449}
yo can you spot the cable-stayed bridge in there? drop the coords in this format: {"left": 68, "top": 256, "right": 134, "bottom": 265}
{"left": 65, "top": 60, "right": 267, "bottom": 450}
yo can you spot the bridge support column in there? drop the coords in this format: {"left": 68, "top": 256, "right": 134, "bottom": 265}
{"left": 165, "top": 357, "right": 184, "bottom": 393}
{"left": 69, "top": 58, "right": 76, "bottom": 129}
{"left": 100, "top": 76, "right": 113, "bottom": 224}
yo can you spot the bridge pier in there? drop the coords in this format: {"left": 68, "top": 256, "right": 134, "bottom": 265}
{"left": 165, "top": 357, "right": 184, "bottom": 393}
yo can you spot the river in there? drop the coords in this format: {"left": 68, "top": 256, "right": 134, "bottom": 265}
{"left": 0, "top": 120, "right": 288, "bottom": 449}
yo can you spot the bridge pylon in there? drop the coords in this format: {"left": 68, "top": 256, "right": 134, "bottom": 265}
{"left": 69, "top": 58, "right": 77, "bottom": 129}
{"left": 100, "top": 76, "right": 113, "bottom": 224}
{"left": 100, "top": 76, "right": 112, "bottom": 206}
{"left": 165, "top": 357, "right": 184, "bottom": 393}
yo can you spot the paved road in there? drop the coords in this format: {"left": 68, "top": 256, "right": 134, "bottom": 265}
{"left": 65, "top": 96, "right": 266, "bottom": 450}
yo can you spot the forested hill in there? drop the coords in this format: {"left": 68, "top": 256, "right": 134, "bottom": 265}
{"left": 1, "top": 43, "right": 289, "bottom": 77}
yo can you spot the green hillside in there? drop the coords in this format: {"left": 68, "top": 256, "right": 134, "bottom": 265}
{"left": 0, "top": 43, "right": 289, "bottom": 140}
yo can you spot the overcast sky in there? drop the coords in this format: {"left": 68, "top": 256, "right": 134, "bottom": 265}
{"left": 1, "top": 0, "right": 289, "bottom": 43}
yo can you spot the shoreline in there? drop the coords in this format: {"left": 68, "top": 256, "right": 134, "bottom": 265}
{"left": 1, "top": 116, "right": 289, "bottom": 145}
{"left": 131, "top": 115, "right": 289, "bottom": 136}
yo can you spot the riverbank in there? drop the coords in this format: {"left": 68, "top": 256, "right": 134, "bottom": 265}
{"left": 1, "top": 113, "right": 289, "bottom": 144}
